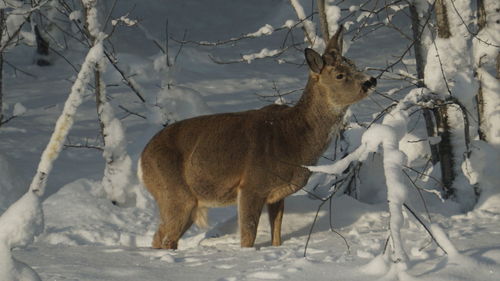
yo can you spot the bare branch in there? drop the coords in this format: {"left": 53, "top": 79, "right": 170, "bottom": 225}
{"left": 0, "top": 114, "right": 17, "bottom": 126}
{"left": 118, "top": 104, "right": 146, "bottom": 119}
{"left": 104, "top": 51, "right": 146, "bottom": 103}
{"left": 64, "top": 143, "right": 103, "bottom": 151}
{"left": 4, "top": 59, "right": 37, "bottom": 78}
{"left": 403, "top": 203, "right": 448, "bottom": 255}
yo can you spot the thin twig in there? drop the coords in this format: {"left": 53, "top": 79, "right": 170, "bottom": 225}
{"left": 403, "top": 164, "right": 445, "bottom": 190}
{"left": 4, "top": 60, "right": 37, "bottom": 78}
{"left": 0, "top": 115, "right": 17, "bottom": 126}
{"left": 104, "top": 51, "right": 146, "bottom": 103}
{"left": 103, "top": 0, "right": 119, "bottom": 30}
{"left": 402, "top": 169, "right": 432, "bottom": 222}
{"left": 63, "top": 144, "right": 104, "bottom": 151}
{"left": 48, "top": 45, "right": 80, "bottom": 73}
{"left": 403, "top": 203, "right": 448, "bottom": 255}
{"left": 304, "top": 200, "right": 328, "bottom": 257}
{"left": 118, "top": 105, "right": 146, "bottom": 119}
{"left": 329, "top": 191, "right": 351, "bottom": 254}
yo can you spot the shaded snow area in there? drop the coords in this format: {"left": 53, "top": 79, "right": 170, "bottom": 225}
{"left": 1, "top": 0, "right": 500, "bottom": 280}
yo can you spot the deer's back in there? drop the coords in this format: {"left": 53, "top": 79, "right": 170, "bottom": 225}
{"left": 141, "top": 104, "right": 309, "bottom": 205}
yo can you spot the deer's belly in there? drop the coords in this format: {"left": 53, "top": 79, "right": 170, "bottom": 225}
{"left": 185, "top": 172, "right": 240, "bottom": 207}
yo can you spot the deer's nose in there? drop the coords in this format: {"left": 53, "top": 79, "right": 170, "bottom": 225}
{"left": 362, "top": 77, "right": 377, "bottom": 91}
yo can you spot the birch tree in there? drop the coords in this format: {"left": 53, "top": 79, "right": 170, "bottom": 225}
{"left": 0, "top": 1, "right": 109, "bottom": 279}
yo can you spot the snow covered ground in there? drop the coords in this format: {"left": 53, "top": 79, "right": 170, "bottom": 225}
{"left": 10, "top": 181, "right": 500, "bottom": 281}
{"left": 1, "top": 0, "right": 500, "bottom": 280}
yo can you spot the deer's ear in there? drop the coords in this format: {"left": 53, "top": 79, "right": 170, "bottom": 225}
{"left": 305, "top": 48, "right": 324, "bottom": 73}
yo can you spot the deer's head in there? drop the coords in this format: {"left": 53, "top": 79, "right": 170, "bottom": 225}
{"left": 305, "top": 26, "right": 376, "bottom": 107}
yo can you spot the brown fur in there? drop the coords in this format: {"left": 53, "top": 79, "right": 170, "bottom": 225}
{"left": 139, "top": 28, "right": 376, "bottom": 249}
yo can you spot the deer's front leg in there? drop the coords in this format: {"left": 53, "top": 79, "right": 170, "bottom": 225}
{"left": 238, "top": 189, "right": 265, "bottom": 247}
{"left": 268, "top": 199, "right": 284, "bottom": 246}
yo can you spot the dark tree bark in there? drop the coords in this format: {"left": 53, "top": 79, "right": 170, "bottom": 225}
{"left": 95, "top": 69, "right": 106, "bottom": 145}
{"left": 476, "top": 0, "right": 487, "bottom": 30}
{"left": 434, "top": 0, "right": 455, "bottom": 197}
{"left": 435, "top": 0, "right": 451, "bottom": 39}
{"left": 433, "top": 106, "right": 455, "bottom": 197}
{"left": 475, "top": 0, "right": 487, "bottom": 141}
{"left": 34, "top": 25, "right": 51, "bottom": 66}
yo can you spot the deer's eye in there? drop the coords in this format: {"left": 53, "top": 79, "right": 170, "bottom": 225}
{"left": 336, "top": 74, "right": 344, "bottom": 80}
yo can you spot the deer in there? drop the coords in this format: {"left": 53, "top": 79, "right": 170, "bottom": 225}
{"left": 138, "top": 27, "right": 376, "bottom": 249}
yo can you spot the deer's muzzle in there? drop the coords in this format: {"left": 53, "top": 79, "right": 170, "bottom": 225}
{"left": 362, "top": 77, "right": 377, "bottom": 92}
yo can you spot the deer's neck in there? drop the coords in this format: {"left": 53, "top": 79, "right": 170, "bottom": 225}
{"left": 288, "top": 76, "right": 347, "bottom": 163}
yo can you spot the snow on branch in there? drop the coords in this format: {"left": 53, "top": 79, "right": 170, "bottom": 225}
{"left": 307, "top": 88, "right": 457, "bottom": 275}
{"left": 209, "top": 44, "right": 301, "bottom": 64}
{"left": 173, "top": 19, "right": 305, "bottom": 47}
{"left": 170, "top": 14, "right": 316, "bottom": 65}
{"left": 288, "top": 0, "right": 317, "bottom": 47}
{"left": 111, "top": 14, "right": 138, "bottom": 27}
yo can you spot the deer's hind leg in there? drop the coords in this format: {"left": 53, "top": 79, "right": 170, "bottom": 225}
{"left": 267, "top": 199, "right": 284, "bottom": 246}
{"left": 142, "top": 148, "right": 198, "bottom": 250}
{"left": 151, "top": 186, "right": 198, "bottom": 249}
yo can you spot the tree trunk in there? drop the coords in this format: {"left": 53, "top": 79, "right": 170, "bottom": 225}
{"left": 476, "top": 83, "right": 486, "bottom": 141}
{"left": 475, "top": 0, "right": 487, "bottom": 141}
{"left": 476, "top": 0, "right": 486, "bottom": 30}
{"left": 433, "top": 106, "right": 455, "bottom": 197}
{"left": 409, "top": 3, "right": 440, "bottom": 165}
{"left": 0, "top": 9, "right": 4, "bottom": 125}
{"left": 434, "top": 0, "right": 455, "bottom": 197}
{"left": 95, "top": 69, "right": 106, "bottom": 144}
{"left": 34, "top": 25, "right": 51, "bottom": 66}
{"left": 435, "top": 0, "right": 451, "bottom": 39}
